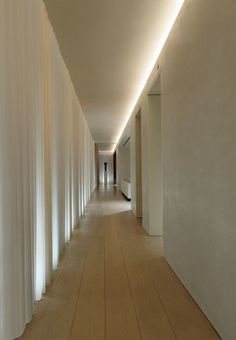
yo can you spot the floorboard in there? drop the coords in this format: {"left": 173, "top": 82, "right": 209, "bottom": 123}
{"left": 19, "top": 186, "right": 220, "bottom": 340}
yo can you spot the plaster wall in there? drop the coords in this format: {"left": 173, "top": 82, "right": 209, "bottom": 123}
{"left": 118, "top": 1, "right": 236, "bottom": 337}
{"left": 161, "top": 2, "right": 236, "bottom": 338}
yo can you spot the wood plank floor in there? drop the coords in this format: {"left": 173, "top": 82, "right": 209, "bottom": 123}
{"left": 19, "top": 186, "right": 220, "bottom": 340}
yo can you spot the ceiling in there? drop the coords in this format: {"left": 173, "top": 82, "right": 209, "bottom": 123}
{"left": 43, "top": 0, "right": 183, "bottom": 151}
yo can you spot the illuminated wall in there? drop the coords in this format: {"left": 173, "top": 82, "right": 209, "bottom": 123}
{"left": 0, "top": 1, "right": 95, "bottom": 339}
{"left": 117, "top": 0, "right": 236, "bottom": 338}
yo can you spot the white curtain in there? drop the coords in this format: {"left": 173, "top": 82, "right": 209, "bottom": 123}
{"left": 0, "top": 1, "right": 96, "bottom": 339}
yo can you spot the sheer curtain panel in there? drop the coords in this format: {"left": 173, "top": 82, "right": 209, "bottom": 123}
{"left": 0, "top": 1, "right": 96, "bottom": 339}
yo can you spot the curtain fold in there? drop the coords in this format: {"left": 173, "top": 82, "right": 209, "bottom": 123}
{"left": 0, "top": 1, "right": 96, "bottom": 339}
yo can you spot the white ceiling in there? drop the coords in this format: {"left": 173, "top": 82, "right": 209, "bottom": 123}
{"left": 44, "top": 0, "right": 183, "bottom": 151}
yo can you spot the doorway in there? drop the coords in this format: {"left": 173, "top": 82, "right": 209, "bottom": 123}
{"left": 99, "top": 152, "right": 114, "bottom": 185}
{"left": 135, "top": 110, "right": 142, "bottom": 218}
{"left": 113, "top": 151, "right": 117, "bottom": 185}
{"left": 104, "top": 162, "right": 108, "bottom": 184}
{"left": 118, "top": 134, "right": 131, "bottom": 200}
{"left": 147, "top": 73, "right": 163, "bottom": 235}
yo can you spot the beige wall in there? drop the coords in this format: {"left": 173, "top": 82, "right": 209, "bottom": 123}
{"left": 161, "top": 2, "right": 236, "bottom": 338}
{"left": 118, "top": 0, "right": 236, "bottom": 338}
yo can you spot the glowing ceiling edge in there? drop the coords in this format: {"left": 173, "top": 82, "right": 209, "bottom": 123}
{"left": 112, "top": 0, "right": 185, "bottom": 153}
{"left": 99, "top": 150, "right": 114, "bottom": 155}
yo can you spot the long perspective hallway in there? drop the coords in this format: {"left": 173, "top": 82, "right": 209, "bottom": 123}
{"left": 20, "top": 187, "right": 219, "bottom": 340}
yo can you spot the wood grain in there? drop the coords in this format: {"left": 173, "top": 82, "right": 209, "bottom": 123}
{"left": 19, "top": 186, "right": 220, "bottom": 340}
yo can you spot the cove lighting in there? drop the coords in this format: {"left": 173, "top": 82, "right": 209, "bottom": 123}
{"left": 99, "top": 151, "right": 114, "bottom": 154}
{"left": 112, "top": 0, "right": 185, "bottom": 153}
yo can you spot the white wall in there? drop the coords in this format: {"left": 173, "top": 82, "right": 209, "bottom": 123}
{"left": 0, "top": 1, "right": 95, "bottom": 339}
{"left": 118, "top": 0, "right": 236, "bottom": 338}
{"left": 161, "top": 2, "right": 236, "bottom": 338}
{"left": 99, "top": 153, "right": 114, "bottom": 184}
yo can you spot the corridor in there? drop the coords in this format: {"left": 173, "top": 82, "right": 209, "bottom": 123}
{"left": 20, "top": 186, "right": 219, "bottom": 340}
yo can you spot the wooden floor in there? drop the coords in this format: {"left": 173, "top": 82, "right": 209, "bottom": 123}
{"left": 19, "top": 186, "right": 220, "bottom": 340}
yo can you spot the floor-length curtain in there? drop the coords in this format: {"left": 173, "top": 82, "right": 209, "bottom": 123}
{"left": 0, "top": 1, "right": 96, "bottom": 339}
{"left": 0, "top": 2, "right": 34, "bottom": 338}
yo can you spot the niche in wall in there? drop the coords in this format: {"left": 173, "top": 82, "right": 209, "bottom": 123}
{"left": 118, "top": 133, "right": 131, "bottom": 200}
{"left": 147, "top": 73, "right": 163, "bottom": 235}
{"left": 135, "top": 110, "right": 142, "bottom": 217}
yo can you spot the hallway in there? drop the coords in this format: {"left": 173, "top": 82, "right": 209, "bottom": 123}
{"left": 20, "top": 187, "right": 219, "bottom": 340}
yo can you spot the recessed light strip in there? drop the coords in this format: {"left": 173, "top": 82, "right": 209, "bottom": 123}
{"left": 111, "top": 0, "right": 185, "bottom": 153}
